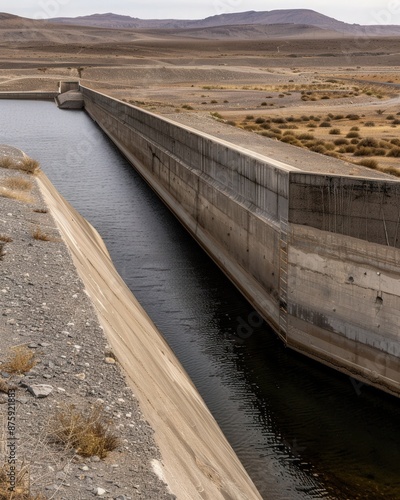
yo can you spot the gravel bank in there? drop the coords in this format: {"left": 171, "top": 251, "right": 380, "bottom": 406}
{"left": 0, "top": 146, "right": 262, "bottom": 500}
{"left": 0, "top": 146, "right": 175, "bottom": 499}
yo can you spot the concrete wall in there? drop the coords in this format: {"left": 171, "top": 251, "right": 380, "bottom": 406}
{"left": 0, "top": 91, "right": 58, "bottom": 100}
{"left": 80, "top": 85, "right": 400, "bottom": 397}
{"left": 290, "top": 173, "right": 400, "bottom": 248}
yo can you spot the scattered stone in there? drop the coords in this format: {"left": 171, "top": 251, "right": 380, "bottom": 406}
{"left": 91, "top": 456, "right": 101, "bottom": 463}
{"left": 96, "top": 487, "right": 106, "bottom": 496}
{"left": 75, "top": 372, "right": 86, "bottom": 380}
{"left": 105, "top": 357, "right": 116, "bottom": 364}
{"left": 26, "top": 384, "right": 53, "bottom": 398}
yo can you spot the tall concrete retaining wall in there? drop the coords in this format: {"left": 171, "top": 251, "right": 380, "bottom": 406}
{"left": 80, "top": 86, "right": 400, "bottom": 397}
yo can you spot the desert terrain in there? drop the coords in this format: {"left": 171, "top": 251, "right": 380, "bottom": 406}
{"left": 0, "top": 12, "right": 400, "bottom": 176}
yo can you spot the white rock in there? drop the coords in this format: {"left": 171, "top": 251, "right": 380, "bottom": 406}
{"left": 96, "top": 487, "right": 106, "bottom": 496}
{"left": 27, "top": 384, "right": 53, "bottom": 398}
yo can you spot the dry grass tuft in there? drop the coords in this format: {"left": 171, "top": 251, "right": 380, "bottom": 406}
{"left": 32, "top": 208, "right": 48, "bottom": 214}
{"left": 20, "top": 158, "right": 40, "bottom": 175}
{"left": 2, "top": 346, "right": 37, "bottom": 375}
{"left": 0, "top": 187, "right": 34, "bottom": 204}
{"left": 0, "top": 157, "right": 16, "bottom": 170}
{"left": 0, "top": 461, "right": 45, "bottom": 499}
{"left": 31, "top": 228, "right": 51, "bottom": 242}
{"left": 49, "top": 404, "right": 119, "bottom": 459}
{"left": 2, "top": 177, "right": 33, "bottom": 192}
{"left": 0, "top": 235, "right": 12, "bottom": 243}
{"left": 0, "top": 156, "right": 40, "bottom": 175}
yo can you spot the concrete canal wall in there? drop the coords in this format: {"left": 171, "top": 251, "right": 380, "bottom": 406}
{"left": 80, "top": 85, "right": 400, "bottom": 397}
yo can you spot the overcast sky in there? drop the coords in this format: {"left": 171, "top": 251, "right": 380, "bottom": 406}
{"left": 0, "top": 1, "right": 399, "bottom": 25}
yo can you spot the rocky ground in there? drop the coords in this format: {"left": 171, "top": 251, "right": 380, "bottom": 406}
{"left": 0, "top": 148, "right": 174, "bottom": 499}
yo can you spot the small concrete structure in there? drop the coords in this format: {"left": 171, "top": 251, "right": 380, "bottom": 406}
{"left": 80, "top": 85, "right": 400, "bottom": 398}
{"left": 56, "top": 90, "right": 84, "bottom": 109}
{"left": 58, "top": 80, "right": 80, "bottom": 93}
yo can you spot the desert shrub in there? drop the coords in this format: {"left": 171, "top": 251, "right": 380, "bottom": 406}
{"left": 329, "top": 128, "right": 341, "bottom": 135}
{"left": 364, "top": 121, "right": 375, "bottom": 127}
{"left": 350, "top": 138, "right": 360, "bottom": 144}
{"left": 279, "top": 124, "right": 298, "bottom": 129}
{"left": 32, "top": 227, "right": 52, "bottom": 241}
{"left": 259, "top": 131, "right": 278, "bottom": 138}
{"left": 50, "top": 404, "right": 119, "bottom": 459}
{"left": 280, "top": 135, "right": 302, "bottom": 146}
{"left": 390, "top": 138, "right": 400, "bottom": 146}
{"left": 226, "top": 121, "right": 236, "bottom": 126}
{"left": 181, "top": 104, "right": 194, "bottom": 110}
{"left": 354, "top": 147, "right": 374, "bottom": 156}
{"left": 307, "top": 123, "right": 317, "bottom": 128}
{"left": 260, "top": 123, "right": 271, "bottom": 130}
{"left": 392, "top": 119, "right": 400, "bottom": 125}
{"left": 350, "top": 126, "right": 360, "bottom": 131}
{"left": 255, "top": 117, "right": 265, "bottom": 124}
{"left": 346, "top": 114, "right": 360, "bottom": 120}
{"left": 319, "top": 121, "right": 331, "bottom": 128}
{"left": 210, "top": 112, "right": 223, "bottom": 119}
{"left": 2, "top": 345, "right": 37, "bottom": 374}
{"left": 210, "top": 100, "right": 218, "bottom": 104}
{"left": 358, "top": 137, "right": 379, "bottom": 148}
{"left": 374, "top": 148, "right": 387, "bottom": 156}
{"left": 346, "top": 131, "right": 360, "bottom": 138}
{"left": 261, "top": 102, "right": 267, "bottom": 106}
{"left": 387, "top": 147, "right": 400, "bottom": 157}
{"left": 358, "top": 159, "right": 378, "bottom": 169}
{"left": 334, "top": 114, "right": 345, "bottom": 120}
{"left": 297, "top": 133, "right": 314, "bottom": 140}
{"left": 386, "top": 115, "right": 395, "bottom": 120}
{"left": 246, "top": 115, "right": 254, "bottom": 120}
{"left": 271, "top": 117, "right": 286, "bottom": 124}
{"left": 345, "top": 145, "right": 356, "bottom": 153}
{"left": 324, "top": 142, "right": 335, "bottom": 151}
{"left": 310, "top": 145, "right": 326, "bottom": 154}
{"left": 334, "top": 138, "right": 349, "bottom": 146}
{"left": 271, "top": 128, "right": 282, "bottom": 134}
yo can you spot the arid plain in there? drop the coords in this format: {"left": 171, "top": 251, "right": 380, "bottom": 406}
{"left": 1, "top": 12, "right": 400, "bottom": 176}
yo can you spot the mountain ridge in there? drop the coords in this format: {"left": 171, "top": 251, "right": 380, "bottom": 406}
{"left": 1, "top": 9, "right": 400, "bottom": 37}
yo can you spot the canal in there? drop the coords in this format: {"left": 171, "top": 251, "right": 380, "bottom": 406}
{"left": 1, "top": 100, "right": 400, "bottom": 499}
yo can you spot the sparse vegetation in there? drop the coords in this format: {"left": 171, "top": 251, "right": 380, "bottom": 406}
{"left": 2, "top": 177, "right": 33, "bottom": 192}
{"left": 0, "top": 462, "right": 45, "bottom": 500}
{"left": 0, "top": 156, "right": 40, "bottom": 174}
{"left": 49, "top": 403, "right": 119, "bottom": 459}
{"left": 1, "top": 345, "right": 37, "bottom": 375}
{"left": 32, "top": 227, "right": 52, "bottom": 241}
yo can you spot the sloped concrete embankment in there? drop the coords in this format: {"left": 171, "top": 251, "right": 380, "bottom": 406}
{"left": 37, "top": 171, "right": 262, "bottom": 500}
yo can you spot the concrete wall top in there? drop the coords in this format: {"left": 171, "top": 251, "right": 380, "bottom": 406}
{"left": 81, "top": 85, "right": 293, "bottom": 220}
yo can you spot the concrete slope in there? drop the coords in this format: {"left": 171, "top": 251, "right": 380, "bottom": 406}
{"left": 37, "top": 171, "right": 262, "bottom": 500}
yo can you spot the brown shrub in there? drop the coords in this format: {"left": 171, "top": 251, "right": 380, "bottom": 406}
{"left": 2, "top": 346, "right": 37, "bottom": 374}
{"left": 49, "top": 404, "right": 119, "bottom": 459}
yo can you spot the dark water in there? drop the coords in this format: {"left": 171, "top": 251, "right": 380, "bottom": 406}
{"left": 1, "top": 100, "right": 400, "bottom": 499}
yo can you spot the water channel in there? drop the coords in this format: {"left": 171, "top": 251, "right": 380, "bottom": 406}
{"left": 1, "top": 100, "right": 400, "bottom": 499}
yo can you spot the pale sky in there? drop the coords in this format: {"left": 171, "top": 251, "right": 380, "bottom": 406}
{"left": 0, "top": 1, "right": 399, "bottom": 26}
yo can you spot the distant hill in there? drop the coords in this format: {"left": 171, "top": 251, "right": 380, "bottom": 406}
{"left": 48, "top": 9, "right": 400, "bottom": 36}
